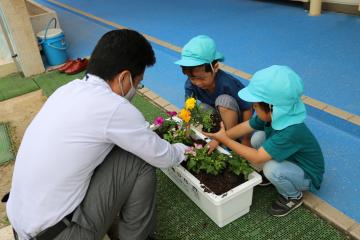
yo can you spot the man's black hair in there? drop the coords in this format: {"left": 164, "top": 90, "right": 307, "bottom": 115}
{"left": 181, "top": 60, "right": 218, "bottom": 77}
{"left": 86, "top": 29, "right": 156, "bottom": 81}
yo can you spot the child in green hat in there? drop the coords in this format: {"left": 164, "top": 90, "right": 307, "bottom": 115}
{"left": 204, "top": 65, "right": 325, "bottom": 217}
{"left": 175, "top": 35, "right": 253, "bottom": 146}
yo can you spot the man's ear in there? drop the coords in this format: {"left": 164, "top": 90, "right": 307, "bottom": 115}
{"left": 116, "top": 70, "right": 130, "bottom": 83}
{"left": 109, "top": 70, "right": 130, "bottom": 94}
{"left": 115, "top": 70, "right": 133, "bottom": 87}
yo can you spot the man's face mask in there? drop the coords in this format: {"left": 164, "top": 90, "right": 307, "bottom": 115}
{"left": 119, "top": 74, "right": 136, "bottom": 101}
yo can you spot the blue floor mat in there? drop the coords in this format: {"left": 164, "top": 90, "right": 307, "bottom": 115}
{"left": 42, "top": 0, "right": 360, "bottom": 116}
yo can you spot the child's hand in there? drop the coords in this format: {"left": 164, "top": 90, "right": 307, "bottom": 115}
{"left": 206, "top": 140, "right": 219, "bottom": 154}
{"left": 202, "top": 122, "right": 228, "bottom": 144}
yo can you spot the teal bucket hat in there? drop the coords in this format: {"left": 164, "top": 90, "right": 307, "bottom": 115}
{"left": 174, "top": 35, "right": 224, "bottom": 66}
{"left": 238, "top": 65, "right": 306, "bottom": 130}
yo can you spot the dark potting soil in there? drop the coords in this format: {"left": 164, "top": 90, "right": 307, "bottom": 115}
{"left": 201, "top": 113, "right": 221, "bottom": 133}
{"left": 180, "top": 161, "right": 246, "bottom": 196}
{"left": 192, "top": 138, "right": 207, "bottom": 147}
{"left": 209, "top": 113, "right": 221, "bottom": 133}
{"left": 194, "top": 169, "right": 246, "bottom": 196}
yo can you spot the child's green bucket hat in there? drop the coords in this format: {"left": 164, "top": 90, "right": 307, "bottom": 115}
{"left": 174, "top": 35, "right": 224, "bottom": 66}
{"left": 238, "top": 65, "right": 306, "bottom": 130}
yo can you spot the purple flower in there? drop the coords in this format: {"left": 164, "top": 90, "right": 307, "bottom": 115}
{"left": 153, "top": 116, "right": 164, "bottom": 126}
{"left": 166, "top": 111, "right": 177, "bottom": 117}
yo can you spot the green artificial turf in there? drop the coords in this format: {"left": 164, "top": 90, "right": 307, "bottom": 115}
{"left": 132, "top": 94, "right": 167, "bottom": 122}
{"left": 0, "top": 73, "right": 39, "bottom": 101}
{"left": 33, "top": 71, "right": 85, "bottom": 97}
{"left": 0, "top": 71, "right": 85, "bottom": 101}
{"left": 0, "top": 123, "right": 14, "bottom": 164}
{"left": 153, "top": 172, "right": 347, "bottom": 240}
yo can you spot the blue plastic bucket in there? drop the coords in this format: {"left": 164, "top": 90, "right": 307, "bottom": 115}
{"left": 37, "top": 18, "right": 68, "bottom": 66}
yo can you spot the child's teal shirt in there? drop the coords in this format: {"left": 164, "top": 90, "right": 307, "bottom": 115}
{"left": 250, "top": 116, "right": 325, "bottom": 189}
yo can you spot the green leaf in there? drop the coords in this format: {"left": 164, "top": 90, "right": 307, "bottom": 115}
{"left": 187, "top": 159, "right": 197, "bottom": 170}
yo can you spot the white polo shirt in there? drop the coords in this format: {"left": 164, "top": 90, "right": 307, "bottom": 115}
{"left": 6, "top": 74, "right": 187, "bottom": 239}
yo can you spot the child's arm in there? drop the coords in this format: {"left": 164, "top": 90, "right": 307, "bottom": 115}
{"left": 205, "top": 120, "right": 254, "bottom": 154}
{"left": 204, "top": 122, "right": 271, "bottom": 164}
{"left": 241, "top": 109, "right": 253, "bottom": 147}
{"left": 222, "top": 138, "right": 271, "bottom": 164}
{"left": 226, "top": 120, "right": 254, "bottom": 139}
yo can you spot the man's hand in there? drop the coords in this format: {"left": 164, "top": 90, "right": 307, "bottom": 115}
{"left": 173, "top": 143, "right": 191, "bottom": 163}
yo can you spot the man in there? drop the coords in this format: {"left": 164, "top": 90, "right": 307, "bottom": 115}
{"left": 7, "top": 29, "right": 188, "bottom": 240}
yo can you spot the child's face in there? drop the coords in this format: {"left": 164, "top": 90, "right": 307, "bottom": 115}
{"left": 253, "top": 103, "right": 272, "bottom": 122}
{"left": 185, "top": 64, "right": 219, "bottom": 91}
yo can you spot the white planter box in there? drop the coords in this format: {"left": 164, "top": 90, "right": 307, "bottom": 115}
{"left": 151, "top": 118, "right": 262, "bottom": 227}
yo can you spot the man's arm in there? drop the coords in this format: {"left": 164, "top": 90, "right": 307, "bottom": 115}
{"left": 106, "top": 104, "right": 187, "bottom": 168}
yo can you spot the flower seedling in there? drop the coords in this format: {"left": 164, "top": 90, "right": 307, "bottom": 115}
{"left": 152, "top": 104, "right": 253, "bottom": 179}
{"left": 178, "top": 97, "right": 220, "bottom": 133}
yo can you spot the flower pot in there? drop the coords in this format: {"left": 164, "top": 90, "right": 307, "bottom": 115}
{"left": 150, "top": 117, "right": 262, "bottom": 227}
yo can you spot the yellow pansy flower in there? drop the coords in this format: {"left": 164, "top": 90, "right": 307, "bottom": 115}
{"left": 185, "top": 97, "right": 196, "bottom": 110}
{"left": 179, "top": 109, "right": 191, "bottom": 123}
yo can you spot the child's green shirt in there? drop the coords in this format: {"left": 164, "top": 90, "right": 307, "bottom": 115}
{"left": 250, "top": 116, "right": 325, "bottom": 189}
